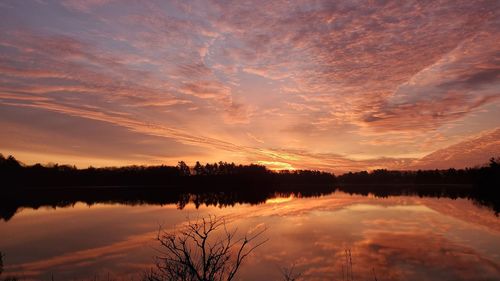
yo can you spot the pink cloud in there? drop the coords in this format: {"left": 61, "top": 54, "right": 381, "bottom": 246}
{"left": 0, "top": 0, "right": 498, "bottom": 169}
{"left": 412, "top": 127, "right": 500, "bottom": 169}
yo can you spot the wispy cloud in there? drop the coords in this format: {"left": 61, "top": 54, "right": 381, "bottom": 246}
{"left": 0, "top": 0, "right": 498, "bottom": 169}
{"left": 412, "top": 127, "right": 500, "bottom": 169}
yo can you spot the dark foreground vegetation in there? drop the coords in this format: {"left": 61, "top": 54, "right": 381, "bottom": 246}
{"left": 144, "top": 215, "right": 267, "bottom": 281}
{"left": 0, "top": 154, "right": 499, "bottom": 221}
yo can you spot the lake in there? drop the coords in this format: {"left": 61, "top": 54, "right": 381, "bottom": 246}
{"left": 1, "top": 190, "right": 499, "bottom": 281}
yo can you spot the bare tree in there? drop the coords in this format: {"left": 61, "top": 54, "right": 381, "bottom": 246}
{"left": 280, "top": 264, "right": 302, "bottom": 281}
{"left": 144, "top": 215, "right": 267, "bottom": 281}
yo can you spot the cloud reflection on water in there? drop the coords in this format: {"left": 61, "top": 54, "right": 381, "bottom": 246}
{"left": 0, "top": 192, "right": 499, "bottom": 280}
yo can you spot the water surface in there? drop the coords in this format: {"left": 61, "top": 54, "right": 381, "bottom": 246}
{"left": 1, "top": 191, "right": 499, "bottom": 281}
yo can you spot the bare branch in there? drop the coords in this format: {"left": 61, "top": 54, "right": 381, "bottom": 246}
{"left": 145, "top": 215, "right": 267, "bottom": 281}
{"left": 280, "top": 263, "right": 302, "bottom": 281}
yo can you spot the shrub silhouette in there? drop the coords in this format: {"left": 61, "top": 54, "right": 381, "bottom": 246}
{"left": 144, "top": 215, "right": 267, "bottom": 281}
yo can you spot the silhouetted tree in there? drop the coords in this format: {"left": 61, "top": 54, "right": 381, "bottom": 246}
{"left": 194, "top": 161, "right": 205, "bottom": 176}
{"left": 0, "top": 155, "right": 21, "bottom": 170}
{"left": 178, "top": 161, "right": 191, "bottom": 176}
{"left": 144, "top": 215, "right": 267, "bottom": 281}
{"left": 490, "top": 157, "right": 500, "bottom": 169}
{"left": 280, "top": 264, "right": 302, "bottom": 281}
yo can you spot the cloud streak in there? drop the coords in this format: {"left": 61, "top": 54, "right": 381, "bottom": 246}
{"left": 0, "top": 0, "right": 498, "bottom": 170}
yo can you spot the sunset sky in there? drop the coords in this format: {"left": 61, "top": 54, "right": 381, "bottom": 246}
{"left": 0, "top": 0, "right": 499, "bottom": 173}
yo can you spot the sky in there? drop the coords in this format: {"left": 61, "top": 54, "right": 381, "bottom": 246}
{"left": 0, "top": 0, "right": 499, "bottom": 173}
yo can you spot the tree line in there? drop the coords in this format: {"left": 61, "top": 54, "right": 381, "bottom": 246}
{"left": 0, "top": 155, "right": 334, "bottom": 188}
{"left": 336, "top": 158, "right": 500, "bottom": 186}
{"left": 335, "top": 158, "right": 500, "bottom": 214}
{"left": 1, "top": 154, "right": 499, "bottom": 188}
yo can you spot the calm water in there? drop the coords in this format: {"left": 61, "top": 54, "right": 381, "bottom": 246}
{"left": 1, "top": 191, "right": 499, "bottom": 281}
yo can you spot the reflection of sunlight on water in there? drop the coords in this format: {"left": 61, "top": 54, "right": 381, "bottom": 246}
{"left": 265, "top": 194, "right": 295, "bottom": 204}
{"left": 2, "top": 193, "right": 500, "bottom": 281}
{"left": 347, "top": 203, "right": 433, "bottom": 212}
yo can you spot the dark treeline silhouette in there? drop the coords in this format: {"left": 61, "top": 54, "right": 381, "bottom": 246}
{"left": 0, "top": 154, "right": 336, "bottom": 221}
{"left": 336, "top": 158, "right": 500, "bottom": 214}
{"left": 336, "top": 159, "right": 500, "bottom": 186}
{"left": 0, "top": 155, "right": 334, "bottom": 188}
{"left": 0, "top": 188, "right": 334, "bottom": 222}
{"left": 1, "top": 154, "right": 499, "bottom": 220}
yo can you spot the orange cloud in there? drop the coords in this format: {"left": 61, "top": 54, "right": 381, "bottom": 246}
{"left": 0, "top": 0, "right": 498, "bottom": 170}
